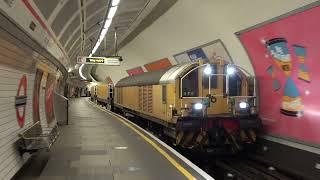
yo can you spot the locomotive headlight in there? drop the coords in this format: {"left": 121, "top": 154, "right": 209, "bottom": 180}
{"left": 227, "top": 66, "right": 236, "bottom": 75}
{"left": 239, "top": 101, "right": 248, "bottom": 109}
{"left": 194, "top": 103, "right": 203, "bottom": 110}
{"left": 204, "top": 64, "right": 212, "bottom": 75}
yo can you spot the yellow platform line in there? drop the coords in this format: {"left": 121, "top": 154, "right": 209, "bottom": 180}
{"left": 88, "top": 101, "right": 196, "bottom": 180}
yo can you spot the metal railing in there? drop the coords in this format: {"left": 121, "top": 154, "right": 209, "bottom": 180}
{"left": 54, "top": 92, "right": 69, "bottom": 125}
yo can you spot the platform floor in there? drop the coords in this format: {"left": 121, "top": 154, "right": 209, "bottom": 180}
{"left": 14, "top": 98, "right": 210, "bottom": 180}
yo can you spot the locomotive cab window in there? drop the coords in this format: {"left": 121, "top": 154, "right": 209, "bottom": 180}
{"left": 222, "top": 65, "right": 242, "bottom": 96}
{"left": 182, "top": 69, "right": 199, "bottom": 97}
{"left": 228, "top": 74, "right": 242, "bottom": 96}
{"left": 203, "top": 64, "right": 217, "bottom": 89}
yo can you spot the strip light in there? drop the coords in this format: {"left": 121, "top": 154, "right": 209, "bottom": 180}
{"left": 89, "top": 0, "right": 120, "bottom": 57}
{"left": 79, "top": 64, "right": 87, "bottom": 80}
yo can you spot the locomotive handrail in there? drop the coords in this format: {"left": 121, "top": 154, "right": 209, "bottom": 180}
{"left": 54, "top": 92, "right": 69, "bottom": 125}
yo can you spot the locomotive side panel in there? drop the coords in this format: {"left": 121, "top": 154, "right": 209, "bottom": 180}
{"left": 166, "top": 84, "right": 177, "bottom": 123}
{"left": 115, "top": 84, "right": 177, "bottom": 124}
{"left": 152, "top": 85, "right": 165, "bottom": 120}
{"left": 97, "top": 84, "right": 108, "bottom": 104}
{"left": 121, "top": 86, "right": 140, "bottom": 111}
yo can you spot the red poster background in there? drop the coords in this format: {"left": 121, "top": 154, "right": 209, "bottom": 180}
{"left": 144, "top": 58, "right": 172, "bottom": 72}
{"left": 45, "top": 74, "right": 55, "bottom": 124}
{"left": 33, "top": 69, "right": 43, "bottom": 123}
{"left": 126, "top": 67, "right": 144, "bottom": 76}
{"left": 239, "top": 6, "right": 320, "bottom": 145}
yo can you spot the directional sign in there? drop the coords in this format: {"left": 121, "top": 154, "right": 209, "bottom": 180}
{"left": 77, "top": 56, "right": 122, "bottom": 66}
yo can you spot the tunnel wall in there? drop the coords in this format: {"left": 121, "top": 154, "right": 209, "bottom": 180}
{"left": 0, "top": 12, "right": 67, "bottom": 179}
{"left": 96, "top": 0, "right": 317, "bottom": 83}
{"left": 0, "top": 37, "right": 61, "bottom": 179}
{"left": 0, "top": 65, "right": 35, "bottom": 179}
{"left": 0, "top": 0, "right": 69, "bottom": 67}
{"left": 0, "top": 26, "right": 37, "bottom": 178}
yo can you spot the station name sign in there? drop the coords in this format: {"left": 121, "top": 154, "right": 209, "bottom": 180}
{"left": 77, "top": 56, "right": 122, "bottom": 66}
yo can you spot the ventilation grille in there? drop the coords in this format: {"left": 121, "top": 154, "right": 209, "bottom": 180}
{"left": 139, "top": 86, "right": 152, "bottom": 113}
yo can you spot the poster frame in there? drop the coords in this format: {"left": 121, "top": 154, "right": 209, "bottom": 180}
{"left": 235, "top": 1, "right": 320, "bottom": 149}
{"left": 173, "top": 39, "right": 233, "bottom": 64}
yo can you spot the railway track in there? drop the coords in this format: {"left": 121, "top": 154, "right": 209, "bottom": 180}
{"left": 213, "top": 157, "right": 295, "bottom": 180}
{"left": 96, "top": 103, "right": 301, "bottom": 180}
{"left": 178, "top": 150, "right": 300, "bottom": 180}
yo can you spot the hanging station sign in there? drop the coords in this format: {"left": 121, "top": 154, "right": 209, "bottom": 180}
{"left": 77, "top": 56, "right": 122, "bottom": 66}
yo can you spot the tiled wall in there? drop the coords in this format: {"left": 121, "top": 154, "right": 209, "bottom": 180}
{"left": 0, "top": 65, "right": 35, "bottom": 179}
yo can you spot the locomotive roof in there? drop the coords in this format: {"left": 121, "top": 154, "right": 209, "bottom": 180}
{"left": 115, "top": 63, "right": 196, "bottom": 87}
{"left": 115, "top": 68, "right": 168, "bottom": 87}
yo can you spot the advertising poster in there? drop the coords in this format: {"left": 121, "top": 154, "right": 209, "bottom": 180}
{"left": 144, "top": 58, "right": 172, "bottom": 72}
{"left": 126, "top": 66, "right": 144, "bottom": 76}
{"left": 45, "top": 73, "right": 55, "bottom": 124}
{"left": 15, "top": 75, "right": 27, "bottom": 128}
{"left": 105, "top": 76, "right": 113, "bottom": 84}
{"left": 33, "top": 69, "right": 43, "bottom": 123}
{"left": 174, "top": 40, "right": 232, "bottom": 64}
{"left": 239, "top": 5, "right": 320, "bottom": 145}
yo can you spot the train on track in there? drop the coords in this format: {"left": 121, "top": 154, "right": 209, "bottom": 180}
{"left": 90, "top": 61, "right": 260, "bottom": 153}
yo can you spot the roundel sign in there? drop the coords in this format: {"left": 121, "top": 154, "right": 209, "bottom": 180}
{"left": 15, "top": 75, "right": 27, "bottom": 128}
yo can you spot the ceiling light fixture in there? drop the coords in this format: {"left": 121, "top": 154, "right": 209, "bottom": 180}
{"left": 79, "top": 64, "right": 87, "bottom": 80}
{"left": 112, "top": 0, "right": 120, "bottom": 6}
{"left": 89, "top": 0, "right": 120, "bottom": 57}
{"left": 108, "top": 6, "right": 118, "bottom": 19}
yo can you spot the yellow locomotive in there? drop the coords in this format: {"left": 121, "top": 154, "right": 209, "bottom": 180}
{"left": 95, "top": 61, "right": 259, "bottom": 153}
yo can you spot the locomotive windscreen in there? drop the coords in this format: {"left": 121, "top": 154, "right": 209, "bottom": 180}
{"left": 182, "top": 69, "right": 199, "bottom": 97}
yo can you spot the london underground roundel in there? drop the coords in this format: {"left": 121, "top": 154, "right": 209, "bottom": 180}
{"left": 15, "top": 75, "right": 27, "bottom": 128}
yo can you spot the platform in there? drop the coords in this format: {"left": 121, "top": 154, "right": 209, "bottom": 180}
{"left": 13, "top": 98, "right": 212, "bottom": 180}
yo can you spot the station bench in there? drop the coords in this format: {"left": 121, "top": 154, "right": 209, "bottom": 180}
{"left": 18, "top": 121, "right": 60, "bottom": 155}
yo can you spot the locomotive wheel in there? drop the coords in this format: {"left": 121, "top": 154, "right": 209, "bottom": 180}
{"left": 227, "top": 133, "right": 242, "bottom": 153}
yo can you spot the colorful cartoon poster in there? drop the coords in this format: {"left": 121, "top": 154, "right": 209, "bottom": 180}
{"left": 238, "top": 5, "right": 320, "bottom": 145}
{"left": 174, "top": 39, "right": 232, "bottom": 64}
{"left": 45, "top": 73, "right": 55, "bottom": 124}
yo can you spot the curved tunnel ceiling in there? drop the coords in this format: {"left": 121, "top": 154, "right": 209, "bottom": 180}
{"left": 90, "top": 0, "right": 317, "bottom": 84}
{"left": 32, "top": 0, "right": 156, "bottom": 67}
